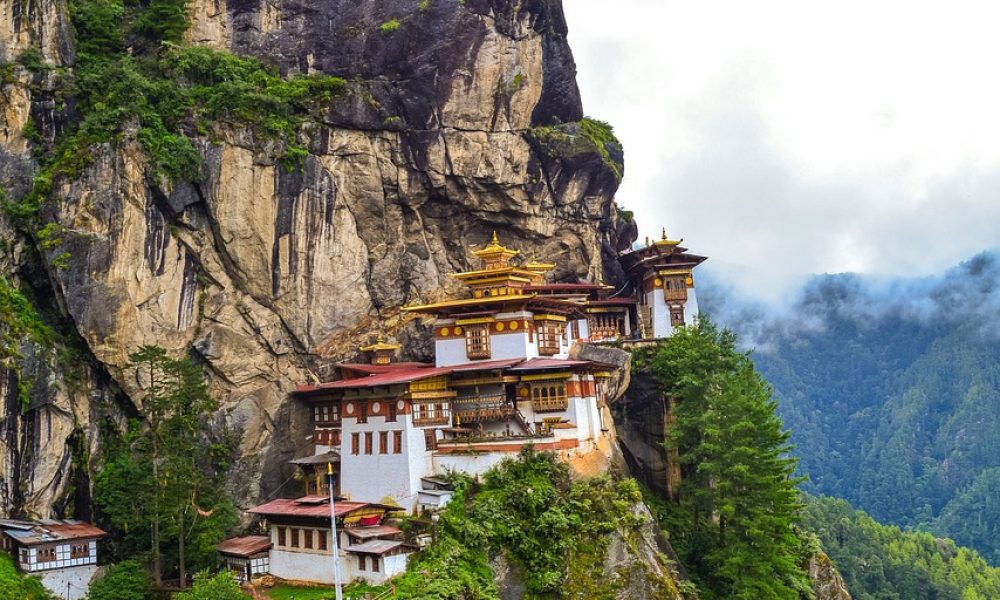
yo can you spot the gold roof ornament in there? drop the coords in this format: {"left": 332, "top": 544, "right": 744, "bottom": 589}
{"left": 359, "top": 334, "right": 401, "bottom": 353}
{"left": 472, "top": 231, "right": 519, "bottom": 269}
{"left": 654, "top": 227, "right": 682, "bottom": 247}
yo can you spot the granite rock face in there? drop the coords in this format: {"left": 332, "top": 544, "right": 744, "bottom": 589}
{"left": 0, "top": 0, "right": 623, "bottom": 515}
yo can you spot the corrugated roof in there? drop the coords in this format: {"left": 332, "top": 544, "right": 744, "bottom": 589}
{"left": 248, "top": 497, "right": 403, "bottom": 520}
{"left": 0, "top": 520, "right": 106, "bottom": 546}
{"left": 345, "top": 525, "right": 402, "bottom": 540}
{"left": 217, "top": 536, "right": 272, "bottom": 557}
{"left": 289, "top": 450, "right": 341, "bottom": 466}
{"left": 344, "top": 540, "right": 406, "bottom": 555}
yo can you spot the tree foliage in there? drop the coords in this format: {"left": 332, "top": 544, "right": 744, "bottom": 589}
{"left": 174, "top": 571, "right": 250, "bottom": 600}
{"left": 739, "top": 271, "right": 1000, "bottom": 563}
{"left": 0, "top": 554, "right": 52, "bottom": 600}
{"left": 86, "top": 559, "right": 152, "bottom": 600}
{"left": 391, "top": 449, "right": 677, "bottom": 599}
{"left": 649, "top": 319, "right": 810, "bottom": 599}
{"left": 5, "top": 0, "right": 345, "bottom": 225}
{"left": 94, "top": 345, "right": 237, "bottom": 586}
{"left": 802, "top": 495, "right": 1000, "bottom": 600}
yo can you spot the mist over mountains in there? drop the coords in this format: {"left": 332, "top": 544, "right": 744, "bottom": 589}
{"left": 700, "top": 251, "right": 1000, "bottom": 563}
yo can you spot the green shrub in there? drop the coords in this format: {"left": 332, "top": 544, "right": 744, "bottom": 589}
{"left": 87, "top": 559, "right": 153, "bottom": 600}
{"left": 175, "top": 571, "right": 250, "bottom": 600}
{"left": 0, "top": 553, "right": 51, "bottom": 600}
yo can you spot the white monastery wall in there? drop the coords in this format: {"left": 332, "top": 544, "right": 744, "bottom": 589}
{"left": 38, "top": 564, "right": 100, "bottom": 600}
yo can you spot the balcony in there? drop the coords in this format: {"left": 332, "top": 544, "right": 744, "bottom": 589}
{"left": 453, "top": 394, "right": 513, "bottom": 422}
{"left": 413, "top": 414, "right": 450, "bottom": 426}
{"left": 663, "top": 288, "right": 688, "bottom": 301}
{"left": 532, "top": 397, "right": 568, "bottom": 412}
{"left": 412, "top": 403, "right": 451, "bottom": 426}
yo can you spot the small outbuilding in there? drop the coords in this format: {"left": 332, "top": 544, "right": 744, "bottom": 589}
{"left": 217, "top": 536, "right": 272, "bottom": 583}
{"left": 0, "top": 518, "right": 106, "bottom": 600}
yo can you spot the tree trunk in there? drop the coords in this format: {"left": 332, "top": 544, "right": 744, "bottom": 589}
{"left": 179, "top": 509, "right": 186, "bottom": 589}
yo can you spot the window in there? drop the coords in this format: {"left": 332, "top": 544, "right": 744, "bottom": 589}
{"left": 664, "top": 276, "right": 688, "bottom": 301}
{"left": 71, "top": 543, "right": 89, "bottom": 559}
{"left": 670, "top": 306, "right": 685, "bottom": 327}
{"left": 465, "top": 326, "right": 491, "bottom": 359}
{"left": 532, "top": 383, "right": 568, "bottom": 412}
{"left": 571, "top": 320, "right": 580, "bottom": 340}
{"left": 318, "top": 531, "right": 328, "bottom": 551}
{"left": 36, "top": 547, "right": 56, "bottom": 563}
{"left": 386, "top": 402, "right": 397, "bottom": 422}
{"left": 424, "top": 430, "right": 437, "bottom": 451}
{"left": 358, "top": 555, "right": 367, "bottom": 571}
{"left": 372, "top": 556, "right": 380, "bottom": 572}
{"left": 357, "top": 401, "right": 368, "bottom": 424}
{"left": 365, "top": 432, "right": 373, "bottom": 455}
{"left": 393, "top": 431, "right": 403, "bottom": 454}
{"left": 351, "top": 433, "right": 360, "bottom": 455}
{"left": 277, "top": 527, "right": 286, "bottom": 547}
{"left": 303, "top": 529, "right": 313, "bottom": 549}
{"left": 537, "top": 324, "right": 560, "bottom": 355}
{"left": 290, "top": 528, "right": 299, "bottom": 548}
{"left": 379, "top": 431, "right": 388, "bottom": 454}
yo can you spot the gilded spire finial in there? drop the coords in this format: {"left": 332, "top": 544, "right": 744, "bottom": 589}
{"left": 491, "top": 230, "right": 500, "bottom": 245}
{"left": 661, "top": 227, "right": 667, "bottom": 241}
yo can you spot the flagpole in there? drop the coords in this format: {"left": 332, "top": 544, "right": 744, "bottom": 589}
{"left": 328, "top": 462, "right": 344, "bottom": 600}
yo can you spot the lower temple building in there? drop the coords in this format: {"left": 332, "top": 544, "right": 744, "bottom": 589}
{"left": 236, "top": 497, "right": 411, "bottom": 585}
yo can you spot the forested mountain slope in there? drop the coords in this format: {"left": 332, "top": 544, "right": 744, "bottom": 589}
{"left": 703, "top": 252, "right": 1000, "bottom": 563}
{"left": 803, "top": 496, "right": 1000, "bottom": 600}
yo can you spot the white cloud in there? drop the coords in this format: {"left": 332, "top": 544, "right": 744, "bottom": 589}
{"left": 564, "top": 1, "right": 1000, "bottom": 303}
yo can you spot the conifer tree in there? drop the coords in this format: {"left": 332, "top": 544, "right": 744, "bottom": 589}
{"left": 95, "top": 345, "right": 235, "bottom": 588}
{"left": 651, "top": 319, "right": 810, "bottom": 599}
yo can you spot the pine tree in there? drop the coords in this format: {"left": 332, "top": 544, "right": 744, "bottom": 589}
{"left": 95, "top": 345, "right": 236, "bottom": 588}
{"left": 651, "top": 319, "right": 810, "bottom": 599}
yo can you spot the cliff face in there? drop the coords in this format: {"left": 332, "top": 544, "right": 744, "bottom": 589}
{"left": 0, "top": 0, "right": 623, "bottom": 516}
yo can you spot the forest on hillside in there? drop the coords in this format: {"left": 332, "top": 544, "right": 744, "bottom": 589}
{"left": 702, "top": 252, "right": 1000, "bottom": 564}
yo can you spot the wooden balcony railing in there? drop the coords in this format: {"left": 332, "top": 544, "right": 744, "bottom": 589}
{"left": 413, "top": 414, "right": 450, "bottom": 426}
{"left": 453, "top": 394, "right": 512, "bottom": 422}
{"left": 532, "top": 397, "right": 568, "bottom": 412}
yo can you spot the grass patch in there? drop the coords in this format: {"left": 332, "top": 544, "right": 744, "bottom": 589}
{"left": 380, "top": 19, "right": 402, "bottom": 35}
{"left": 267, "top": 582, "right": 388, "bottom": 600}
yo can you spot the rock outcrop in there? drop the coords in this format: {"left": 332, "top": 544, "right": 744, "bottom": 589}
{"left": 0, "top": 0, "right": 623, "bottom": 516}
{"left": 809, "top": 553, "right": 853, "bottom": 600}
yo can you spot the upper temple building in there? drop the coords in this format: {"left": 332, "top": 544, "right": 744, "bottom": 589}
{"left": 289, "top": 230, "right": 707, "bottom": 511}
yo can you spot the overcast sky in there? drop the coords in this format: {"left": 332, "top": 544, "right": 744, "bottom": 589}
{"left": 563, "top": 1, "right": 1000, "bottom": 303}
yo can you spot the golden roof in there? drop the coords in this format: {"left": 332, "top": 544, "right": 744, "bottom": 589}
{"left": 654, "top": 227, "right": 682, "bottom": 247}
{"left": 524, "top": 256, "right": 556, "bottom": 273}
{"left": 472, "top": 231, "right": 519, "bottom": 265}
{"left": 359, "top": 335, "right": 400, "bottom": 353}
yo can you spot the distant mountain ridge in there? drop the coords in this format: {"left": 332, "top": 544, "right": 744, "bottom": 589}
{"left": 702, "top": 252, "right": 1000, "bottom": 564}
